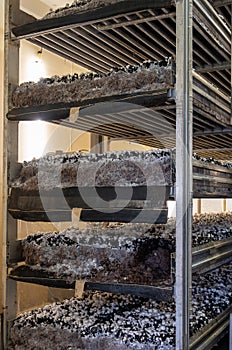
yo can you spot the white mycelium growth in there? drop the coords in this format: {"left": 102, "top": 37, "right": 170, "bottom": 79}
{"left": 43, "top": 0, "right": 124, "bottom": 19}
{"left": 11, "top": 149, "right": 232, "bottom": 192}
{"left": 10, "top": 262, "right": 232, "bottom": 349}
{"left": 12, "top": 59, "right": 173, "bottom": 108}
{"left": 12, "top": 149, "right": 172, "bottom": 190}
{"left": 22, "top": 223, "right": 174, "bottom": 284}
{"left": 21, "top": 212, "right": 232, "bottom": 283}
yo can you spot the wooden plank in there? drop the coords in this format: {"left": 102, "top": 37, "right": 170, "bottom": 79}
{"left": 80, "top": 208, "right": 168, "bottom": 224}
{"left": 193, "top": 159, "right": 232, "bottom": 174}
{"left": 193, "top": 174, "right": 232, "bottom": 184}
{"left": 8, "top": 165, "right": 232, "bottom": 222}
{"left": 9, "top": 265, "right": 173, "bottom": 301}
{"left": 9, "top": 186, "right": 170, "bottom": 210}
{"left": 193, "top": 181, "right": 232, "bottom": 198}
{"left": 195, "top": 61, "right": 231, "bottom": 73}
{"left": 7, "top": 159, "right": 232, "bottom": 222}
{"left": 8, "top": 209, "right": 72, "bottom": 222}
{"left": 85, "top": 282, "right": 173, "bottom": 301}
{"left": 8, "top": 186, "right": 170, "bottom": 222}
{"left": 12, "top": 0, "right": 174, "bottom": 38}
{"left": 193, "top": 193, "right": 232, "bottom": 198}
{"left": 7, "top": 90, "right": 172, "bottom": 121}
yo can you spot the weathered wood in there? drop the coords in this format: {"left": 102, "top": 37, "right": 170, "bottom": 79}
{"left": 12, "top": 0, "right": 174, "bottom": 38}
{"left": 9, "top": 186, "right": 170, "bottom": 210}
{"left": 8, "top": 209, "right": 72, "bottom": 222}
{"left": 8, "top": 0, "right": 230, "bottom": 97}
{"left": 9, "top": 265, "right": 173, "bottom": 301}
{"left": 7, "top": 158, "right": 232, "bottom": 222}
{"left": 7, "top": 90, "right": 173, "bottom": 121}
{"left": 80, "top": 208, "right": 168, "bottom": 224}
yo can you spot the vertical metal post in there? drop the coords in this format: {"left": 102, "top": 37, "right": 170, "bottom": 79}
{"left": 3, "top": 0, "right": 20, "bottom": 348}
{"left": 175, "top": 1, "right": 193, "bottom": 349}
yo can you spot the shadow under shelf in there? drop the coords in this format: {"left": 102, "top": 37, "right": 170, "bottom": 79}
{"left": 8, "top": 158, "right": 232, "bottom": 222}
{"left": 7, "top": 81, "right": 231, "bottom": 156}
{"left": 11, "top": 0, "right": 231, "bottom": 96}
{"left": 8, "top": 185, "right": 170, "bottom": 223}
{"left": 9, "top": 265, "right": 173, "bottom": 302}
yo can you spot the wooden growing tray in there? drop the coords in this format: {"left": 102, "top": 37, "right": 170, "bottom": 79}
{"left": 9, "top": 265, "right": 173, "bottom": 302}
{"left": 8, "top": 185, "right": 170, "bottom": 222}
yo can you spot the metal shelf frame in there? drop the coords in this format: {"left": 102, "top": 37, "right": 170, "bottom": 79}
{"left": 11, "top": 0, "right": 231, "bottom": 95}
{"left": 6, "top": 160, "right": 232, "bottom": 222}
{"left": 8, "top": 265, "right": 173, "bottom": 302}
{"left": 7, "top": 236, "right": 232, "bottom": 298}
{"left": 2, "top": 1, "right": 21, "bottom": 348}
{"left": 2, "top": 1, "right": 232, "bottom": 350}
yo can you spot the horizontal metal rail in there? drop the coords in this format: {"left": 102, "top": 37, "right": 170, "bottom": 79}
{"left": 95, "top": 12, "right": 177, "bottom": 30}
{"left": 214, "top": 0, "right": 232, "bottom": 6}
{"left": 12, "top": 1, "right": 175, "bottom": 39}
{"left": 192, "top": 238, "right": 232, "bottom": 273}
{"left": 195, "top": 61, "right": 231, "bottom": 73}
{"left": 193, "top": 158, "right": 232, "bottom": 173}
{"left": 190, "top": 306, "right": 232, "bottom": 350}
{"left": 10, "top": 1, "right": 231, "bottom": 94}
{"left": 172, "top": 238, "right": 232, "bottom": 277}
{"left": 194, "top": 126, "right": 232, "bottom": 136}
{"left": 193, "top": 71, "right": 231, "bottom": 102}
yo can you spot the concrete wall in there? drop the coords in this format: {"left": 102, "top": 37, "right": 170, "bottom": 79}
{"left": 17, "top": 39, "right": 90, "bottom": 312}
{"left": 226, "top": 199, "right": 232, "bottom": 211}
{"left": 11, "top": 2, "right": 90, "bottom": 313}
{"left": 18, "top": 38, "right": 90, "bottom": 162}
{"left": 110, "top": 140, "right": 150, "bottom": 152}
{"left": 20, "top": 0, "right": 50, "bottom": 18}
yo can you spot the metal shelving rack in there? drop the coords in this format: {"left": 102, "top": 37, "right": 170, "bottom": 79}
{"left": 2, "top": 0, "right": 232, "bottom": 349}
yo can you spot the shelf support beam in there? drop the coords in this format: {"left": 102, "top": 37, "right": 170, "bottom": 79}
{"left": 175, "top": 0, "right": 193, "bottom": 349}
{"left": 195, "top": 61, "right": 231, "bottom": 73}
{"left": 2, "top": 0, "right": 20, "bottom": 348}
{"left": 214, "top": 0, "right": 232, "bottom": 7}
